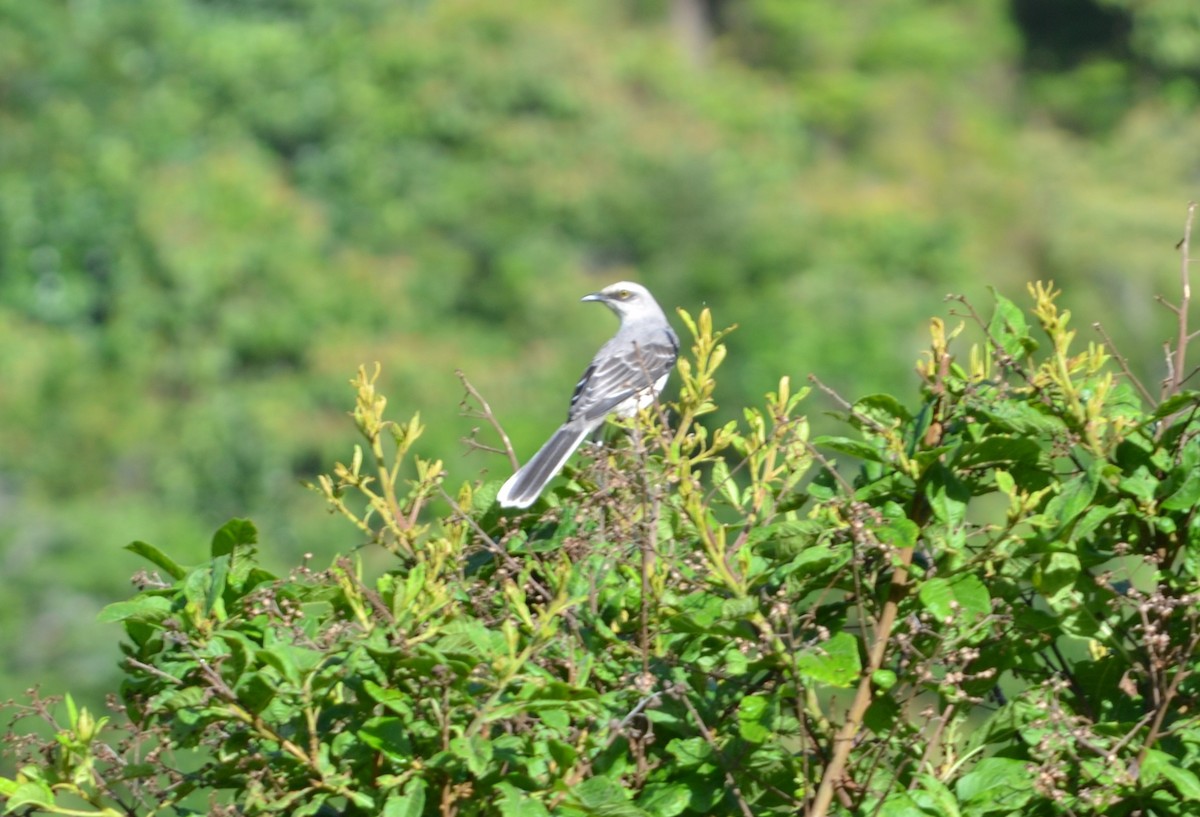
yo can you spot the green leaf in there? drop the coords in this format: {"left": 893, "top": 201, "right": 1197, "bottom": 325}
{"left": 472, "top": 480, "right": 501, "bottom": 515}
{"left": 1033, "top": 551, "right": 1080, "bottom": 599}
{"left": 449, "top": 734, "right": 494, "bottom": 777}
{"left": 973, "top": 400, "right": 1063, "bottom": 435}
{"left": 257, "top": 647, "right": 300, "bottom": 686}
{"left": 1163, "top": 467, "right": 1200, "bottom": 511}
{"left": 918, "top": 574, "right": 990, "bottom": 623}
{"left": 854, "top": 393, "right": 913, "bottom": 425}
{"left": 97, "top": 594, "right": 173, "bottom": 624}
{"left": 258, "top": 642, "right": 324, "bottom": 688}
{"left": 737, "top": 694, "right": 771, "bottom": 743}
{"left": 346, "top": 790, "right": 375, "bottom": 811}
{"left": 720, "top": 596, "right": 757, "bottom": 620}
{"left": 877, "top": 518, "right": 919, "bottom": 552}
{"left": 236, "top": 671, "right": 276, "bottom": 714}
{"left": 439, "top": 619, "right": 504, "bottom": 657}
{"left": 4, "top": 779, "right": 56, "bottom": 811}
{"left": 778, "top": 544, "right": 846, "bottom": 579}
{"left": 569, "top": 775, "right": 650, "bottom": 817}
{"left": 211, "top": 518, "right": 257, "bottom": 559}
{"left": 955, "top": 757, "right": 1033, "bottom": 812}
{"left": 358, "top": 717, "right": 413, "bottom": 760}
{"left": 1070, "top": 503, "right": 1118, "bottom": 545}
{"left": 748, "top": 518, "right": 818, "bottom": 546}
{"left": 1141, "top": 749, "right": 1200, "bottom": 799}
{"left": 872, "top": 669, "right": 898, "bottom": 690}
{"left": 813, "top": 435, "right": 885, "bottom": 463}
{"left": 911, "top": 773, "right": 961, "bottom": 817}
{"left": 925, "top": 464, "right": 969, "bottom": 530}
{"left": 987, "top": 289, "right": 1035, "bottom": 358}
{"left": 864, "top": 694, "right": 901, "bottom": 735}
{"left": 796, "top": 631, "right": 861, "bottom": 687}
{"left": 637, "top": 783, "right": 691, "bottom": 817}
{"left": 1044, "top": 464, "right": 1100, "bottom": 529}
{"left": 183, "top": 564, "right": 223, "bottom": 621}
{"left": 125, "top": 541, "right": 187, "bottom": 580}
{"left": 382, "top": 778, "right": 428, "bottom": 817}
{"left": 664, "top": 737, "right": 714, "bottom": 771}
{"left": 955, "top": 436, "right": 1042, "bottom": 470}
{"left": 1152, "top": 390, "right": 1200, "bottom": 418}
{"left": 207, "top": 555, "right": 230, "bottom": 619}
{"left": 494, "top": 782, "right": 551, "bottom": 817}
{"left": 546, "top": 738, "right": 578, "bottom": 772}
{"left": 1118, "top": 465, "right": 1159, "bottom": 502}
{"left": 293, "top": 797, "right": 331, "bottom": 817}
{"left": 876, "top": 791, "right": 924, "bottom": 817}
{"left": 711, "top": 457, "right": 739, "bottom": 507}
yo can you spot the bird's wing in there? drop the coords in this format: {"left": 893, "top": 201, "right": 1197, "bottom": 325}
{"left": 567, "top": 327, "right": 679, "bottom": 424}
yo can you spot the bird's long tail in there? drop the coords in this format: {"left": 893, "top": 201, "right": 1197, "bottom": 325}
{"left": 497, "top": 423, "right": 591, "bottom": 508}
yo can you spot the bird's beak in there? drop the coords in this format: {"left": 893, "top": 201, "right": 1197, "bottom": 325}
{"left": 581, "top": 292, "right": 605, "bottom": 303}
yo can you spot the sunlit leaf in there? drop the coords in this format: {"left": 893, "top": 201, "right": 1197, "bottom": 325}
{"left": 796, "top": 631, "right": 861, "bottom": 687}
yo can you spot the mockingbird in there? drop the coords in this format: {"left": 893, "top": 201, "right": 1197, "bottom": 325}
{"left": 498, "top": 281, "right": 679, "bottom": 509}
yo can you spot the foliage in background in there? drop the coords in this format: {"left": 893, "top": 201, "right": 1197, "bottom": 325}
{"left": 3, "top": 0, "right": 1200, "bottom": 715}
{"left": 5, "top": 240, "right": 1200, "bottom": 814}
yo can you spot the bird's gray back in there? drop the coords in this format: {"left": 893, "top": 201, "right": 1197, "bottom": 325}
{"left": 567, "top": 319, "right": 679, "bottom": 424}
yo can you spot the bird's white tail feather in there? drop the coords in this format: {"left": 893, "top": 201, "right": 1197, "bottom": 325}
{"left": 497, "top": 424, "right": 591, "bottom": 508}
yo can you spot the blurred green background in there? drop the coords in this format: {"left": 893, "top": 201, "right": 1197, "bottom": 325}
{"left": 1, "top": 0, "right": 1198, "bottom": 706}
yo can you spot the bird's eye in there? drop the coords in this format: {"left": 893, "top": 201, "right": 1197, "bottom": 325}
{"left": 617, "top": 289, "right": 631, "bottom": 299}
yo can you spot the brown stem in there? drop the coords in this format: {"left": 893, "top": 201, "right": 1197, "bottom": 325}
{"left": 1093, "top": 321, "right": 1156, "bottom": 406}
{"left": 1136, "top": 629, "right": 1200, "bottom": 773}
{"left": 1170, "top": 203, "right": 1197, "bottom": 396}
{"left": 810, "top": 542, "right": 915, "bottom": 816}
{"left": 912, "top": 704, "right": 956, "bottom": 782}
{"left": 809, "top": 374, "right": 889, "bottom": 434}
{"left": 456, "top": 369, "right": 520, "bottom": 470}
{"left": 436, "top": 486, "right": 557, "bottom": 607}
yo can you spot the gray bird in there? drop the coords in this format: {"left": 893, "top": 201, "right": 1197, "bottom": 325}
{"left": 498, "top": 281, "right": 679, "bottom": 509}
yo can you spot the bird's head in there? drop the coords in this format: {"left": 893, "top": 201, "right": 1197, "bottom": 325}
{"left": 581, "top": 281, "right": 656, "bottom": 319}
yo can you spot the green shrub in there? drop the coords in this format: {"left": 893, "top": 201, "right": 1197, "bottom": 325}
{"left": 5, "top": 254, "right": 1200, "bottom": 814}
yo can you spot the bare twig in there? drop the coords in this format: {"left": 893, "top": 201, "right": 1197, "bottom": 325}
{"left": 1093, "top": 321, "right": 1155, "bottom": 405}
{"left": 456, "top": 369, "right": 519, "bottom": 470}
{"left": 809, "top": 373, "right": 890, "bottom": 434}
{"left": 911, "top": 705, "right": 955, "bottom": 781}
{"left": 124, "top": 659, "right": 184, "bottom": 686}
{"left": 435, "top": 485, "right": 559, "bottom": 608}
{"left": 1172, "top": 203, "right": 1196, "bottom": 395}
{"left": 944, "top": 292, "right": 1034, "bottom": 382}
{"left": 1136, "top": 628, "right": 1200, "bottom": 773}
{"left": 606, "top": 692, "right": 664, "bottom": 744}
{"left": 1160, "top": 202, "right": 1197, "bottom": 399}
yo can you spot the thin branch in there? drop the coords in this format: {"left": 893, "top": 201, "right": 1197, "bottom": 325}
{"left": 809, "top": 374, "right": 890, "bottom": 434}
{"left": 456, "top": 369, "right": 519, "bottom": 470}
{"left": 676, "top": 689, "right": 756, "bottom": 817}
{"left": 435, "top": 485, "right": 558, "bottom": 608}
{"left": 1173, "top": 202, "right": 1196, "bottom": 396}
{"left": 1136, "top": 628, "right": 1200, "bottom": 773}
{"left": 1155, "top": 294, "right": 1182, "bottom": 317}
{"left": 1092, "top": 321, "right": 1155, "bottom": 405}
{"left": 802, "top": 439, "right": 857, "bottom": 498}
{"left": 606, "top": 692, "right": 664, "bottom": 745}
{"left": 810, "top": 523, "right": 915, "bottom": 816}
{"left": 1160, "top": 203, "right": 1198, "bottom": 399}
{"left": 912, "top": 704, "right": 956, "bottom": 782}
{"left": 1162, "top": 341, "right": 1177, "bottom": 399}
{"left": 944, "top": 292, "right": 1034, "bottom": 382}
{"left": 124, "top": 659, "right": 184, "bottom": 687}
